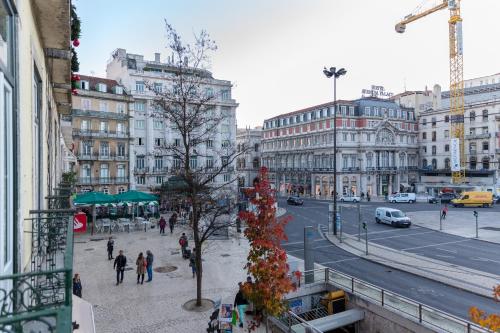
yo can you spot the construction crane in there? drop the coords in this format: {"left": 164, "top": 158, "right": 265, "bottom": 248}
{"left": 396, "top": 0, "right": 465, "bottom": 184}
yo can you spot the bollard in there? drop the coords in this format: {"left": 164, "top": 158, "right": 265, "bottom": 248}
{"left": 357, "top": 200, "right": 361, "bottom": 242}
{"left": 362, "top": 222, "right": 368, "bottom": 255}
{"left": 473, "top": 211, "right": 478, "bottom": 238}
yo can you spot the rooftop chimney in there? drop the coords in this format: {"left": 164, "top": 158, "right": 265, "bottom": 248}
{"left": 154, "top": 53, "right": 161, "bottom": 62}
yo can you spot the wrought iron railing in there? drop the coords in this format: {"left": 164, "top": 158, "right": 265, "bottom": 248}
{"left": 287, "top": 267, "right": 491, "bottom": 333}
{"left": 0, "top": 188, "right": 74, "bottom": 332}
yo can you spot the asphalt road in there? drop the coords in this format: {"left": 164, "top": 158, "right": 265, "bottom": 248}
{"left": 280, "top": 197, "right": 500, "bottom": 320}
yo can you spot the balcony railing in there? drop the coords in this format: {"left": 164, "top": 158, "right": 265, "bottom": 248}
{"left": 465, "top": 133, "right": 491, "bottom": 140}
{"left": 72, "top": 129, "right": 130, "bottom": 139}
{"left": 77, "top": 153, "right": 129, "bottom": 161}
{"left": 77, "top": 177, "right": 130, "bottom": 185}
{"left": 0, "top": 187, "right": 74, "bottom": 332}
{"left": 71, "top": 108, "right": 130, "bottom": 120}
{"left": 151, "top": 167, "right": 169, "bottom": 174}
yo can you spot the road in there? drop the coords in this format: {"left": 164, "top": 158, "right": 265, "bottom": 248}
{"left": 280, "top": 197, "right": 500, "bottom": 320}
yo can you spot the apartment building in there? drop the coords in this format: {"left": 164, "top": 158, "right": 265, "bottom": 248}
{"left": 236, "top": 127, "right": 263, "bottom": 187}
{"left": 106, "top": 49, "right": 238, "bottom": 192}
{"left": 71, "top": 75, "right": 134, "bottom": 194}
{"left": 261, "top": 97, "right": 419, "bottom": 198}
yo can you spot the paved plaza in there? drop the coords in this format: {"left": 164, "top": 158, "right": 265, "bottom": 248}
{"left": 73, "top": 222, "right": 265, "bottom": 333}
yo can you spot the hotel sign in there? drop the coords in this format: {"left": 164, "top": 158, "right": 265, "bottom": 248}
{"left": 361, "top": 85, "right": 394, "bottom": 98}
{"left": 450, "top": 138, "right": 461, "bottom": 172}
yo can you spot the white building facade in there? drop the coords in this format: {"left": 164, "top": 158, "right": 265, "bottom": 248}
{"left": 106, "top": 49, "right": 238, "bottom": 192}
{"left": 261, "top": 98, "right": 419, "bottom": 198}
{"left": 236, "top": 127, "right": 263, "bottom": 188}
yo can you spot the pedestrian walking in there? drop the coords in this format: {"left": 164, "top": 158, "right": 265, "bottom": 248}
{"left": 113, "top": 250, "right": 127, "bottom": 285}
{"left": 73, "top": 273, "right": 82, "bottom": 298}
{"left": 441, "top": 205, "right": 448, "bottom": 220}
{"left": 159, "top": 216, "right": 166, "bottom": 234}
{"left": 136, "top": 252, "right": 146, "bottom": 284}
{"left": 107, "top": 237, "right": 114, "bottom": 260}
{"left": 234, "top": 282, "right": 249, "bottom": 328}
{"left": 146, "top": 250, "right": 154, "bottom": 282}
{"left": 179, "top": 233, "right": 188, "bottom": 257}
{"left": 189, "top": 248, "right": 196, "bottom": 278}
{"left": 169, "top": 213, "right": 177, "bottom": 234}
{"left": 367, "top": 193, "right": 371, "bottom": 202}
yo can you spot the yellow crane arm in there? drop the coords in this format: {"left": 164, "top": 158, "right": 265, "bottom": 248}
{"left": 395, "top": 0, "right": 447, "bottom": 33}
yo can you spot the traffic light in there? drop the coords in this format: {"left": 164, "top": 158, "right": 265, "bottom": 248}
{"left": 362, "top": 222, "right": 367, "bottom": 230}
{"left": 473, "top": 211, "right": 478, "bottom": 218}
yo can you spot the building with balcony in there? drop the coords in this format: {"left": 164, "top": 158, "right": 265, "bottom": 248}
{"left": 0, "top": 1, "right": 82, "bottom": 332}
{"left": 70, "top": 75, "right": 134, "bottom": 194}
{"left": 261, "top": 98, "right": 419, "bottom": 198}
{"left": 106, "top": 49, "right": 238, "bottom": 192}
{"left": 409, "top": 80, "right": 500, "bottom": 194}
{"left": 236, "top": 126, "right": 263, "bottom": 187}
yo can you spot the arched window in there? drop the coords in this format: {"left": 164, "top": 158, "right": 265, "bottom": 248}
{"left": 482, "top": 157, "right": 490, "bottom": 170}
{"left": 444, "top": 158, "right": 450, "bottom": 169}
{"left": 422, "top": 159, "right": 428, "bottom": 168}
{"left": 431, "top": 159, "right": 437, "bottom": 170}
{"left": 253, "top": 158, "right": 259, "bottom": 169}
{"left": 470, "top": 156, "right": 477, "bottom": 170}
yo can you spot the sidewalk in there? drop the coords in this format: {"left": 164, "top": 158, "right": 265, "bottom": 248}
{"left": 325, "top": 232, "right": 500, "bottom": 298}
{"left": 73, "top": 224, "right": 266, "bottom": 333}
{"left": 407, "top": 210, "right": 500, "bottom": 244}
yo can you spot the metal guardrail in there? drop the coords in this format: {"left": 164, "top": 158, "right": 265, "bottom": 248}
{"left": 295, "top": 268, "right": 491, "bottom": 333}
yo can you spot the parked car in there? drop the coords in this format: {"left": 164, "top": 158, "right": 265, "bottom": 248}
{"left": 375, "top": 207, "right": 411, "bottom": 227}
{"left": 428, "top": 195, "right": 438, "bottom": 204}
{"left": 339, "top": 195, "right": 361, "bottom": 203}
{"left": 287, "top": 196, "right": 304, "bottom": 206}
{"left": 451, "top": 191, "right": 493, "bottom": 208}
{"left": 493, "top": 194, "right": 500, "bottom": 204}
{"left": 388, "top": 193, "right": 416, "bottom": 203}
{"left": 439, "top": 193, "right": 457, "bottom": 204}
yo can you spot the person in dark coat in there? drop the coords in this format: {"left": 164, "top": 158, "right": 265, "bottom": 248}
{"left": 107, "top": 237, "right": 114, "bottom": 260}
{"left": 179, "top": 233, "right": 188, "bottom": 257}
{"left": 159, "top": 217, "right": 167, "bottom": 234}
{"left": 168, "top": 213, "right": 177, "bottom": 234}
{"left": 73, "top": 273, "right": 82, "bottom": 298}
{"left": 146, "top": 250, "right": 154, "bottom": 282}
{"left": 189, "top": 248, "right": 196, "bottom": 278}
{"left": 113, "top": 250, "right": 127, "bottom": 285}
{"left": 136, "top": 252, "right": 146, "bottom": 284}
{"left": 234, "top": 282, "right": 249, "bottom": 328}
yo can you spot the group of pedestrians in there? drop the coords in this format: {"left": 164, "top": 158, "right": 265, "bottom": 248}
{"left": 135, "top": 250, "right": 154, "bottom": 284}
{"left": 159, "top": 213, "right": 177, "bottom": 234}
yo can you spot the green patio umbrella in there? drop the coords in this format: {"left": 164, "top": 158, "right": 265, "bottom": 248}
{"left": 73, "top": 192, "right": 117, "bottom": 235}
{"left": 114, "top": 190, "right": 158, "bottom": 203}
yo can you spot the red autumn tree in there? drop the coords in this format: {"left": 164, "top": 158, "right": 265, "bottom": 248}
{"left": 469, "top": 284, "right": 500, "bottom": 331}
{"left": 239, "top": 167, "right": 296, "bottom": 329}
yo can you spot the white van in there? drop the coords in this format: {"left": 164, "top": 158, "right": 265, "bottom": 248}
{"left": 388, "top": 193, "right": 416, "bottom": 203}
{"left": 375, "top": 207, "right": 411, "bottom": 227}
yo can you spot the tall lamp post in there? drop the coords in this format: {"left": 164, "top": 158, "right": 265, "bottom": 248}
{"left": 323, "top": 66, "right": 347, "bottom": 236}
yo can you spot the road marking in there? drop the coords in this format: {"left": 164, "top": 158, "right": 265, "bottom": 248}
{"left": 471, "top": 257, "right": 500, "bottom": 264}
{"left": 434, "top": 254, "right": 455, "bottom": 259}
{"left": 401, "top": 239, "right": 470, "bottom": 251}
{"left": 364, "top": 228, "right": 422, "bottom": 236}
{"left": 370, "top": 231, "right": 435, "bottom": 241}
{"left": 436, "top": 248, "right": 457, "bottom": 254}
{"left": 313, "top": 244, "right": 336, "bottom": 250}
{"left": 319, "top": 257, "right": 360, "bottom": 265}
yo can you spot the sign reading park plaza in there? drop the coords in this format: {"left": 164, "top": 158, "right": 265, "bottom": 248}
{"left": 361, "top": 85, "right": 394, "bottom": 98}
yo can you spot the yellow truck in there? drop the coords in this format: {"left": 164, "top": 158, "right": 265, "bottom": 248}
{"left": 451, "top": 191, "right": 493, "bottom": 208}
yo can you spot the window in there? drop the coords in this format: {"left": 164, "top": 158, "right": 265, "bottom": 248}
{"left": 482, "top": 157, "right": 490, "bottom": 170}
{"left": 80, "top": 80, "right": 89, "bottom": 90}
{"left": 136, "top": 156, "right": 145, "bottom": 169}
{"left": 350, "top": 120, "right": 356, "bottom": 129}
{"left": 349, "top": 106, "right": 354, "bottom": 116}
{"left": 137, "top": 138, "right": 144, "bottom": 146}
{"left": 482, "top": 141, "right": 489, "bottom": 151}
{"left": 224, "top": 173, "right": 231, "bottom": 182}
{"left": 431, "top": 159, "right": 437, "bottom": 169}
{"left": 342, "top": 156, "right": 348, "bottom": 169}
{"left": 444, "top": 158, "right": 450, "bottom": 169}
{"left": 135, "top": 120, "right": 145, "bottom": 129}
{"left": 102, "top": 188, "right": 109, "bottom": 195}
{"left": 207, "top": 140, "right": 214, "bottom": 148}
{"left": 156, "top": 176, "right": 163, "bottom": 185}
{"left": 444, "top": 130, "right": 449, "bottom": 138}
{"left": 155, "top": 138, "right": 163, "bottom": 147}
{"left": 117, "top": 143, "right": 126, "bottom": 157}
{"left": 153, "top": 120, "right": 164, "bottom": 129}
{"left": 482, "top": 127, "right": 489, "bottom": 134}
{"left": 445, "top": 115, "right": 449, "bottom": 123}
{"left": 432, "top": 131, "right": 436, "bottom": 142}
{"left": 206, "top": 156, "right": 214, "bottom": 169}
{"left": 190, "top": 156, "right": 198, "bottom": 169}
{"left": 482, "top": 110, "right": 488, "bottom": 121}
{"left": 222, "top": 140, "right": 230, "bottom": 148}
{"left": 173, "top": 156, "right": 181, "bottom": 169}
{"left": 254, "top": 143, "right": 259, "bottom": 152}
{"left": 137, "top": 176, "right": 145, "bottom": 185}
{"left": 100, "top": 142, "right": 109, "bottom": 157}
{"left": 118, "top": 187, "right": 125, "bottom": 194}
{"left": 423, "top": 146, "right": 427, "bottom": 153}
{"left": 116, "top": 123, "right": 125, "bottom": 134}
{"left": 422, "top": 118, "right": 427, "bottom": 126}
{"left": 134, "top": 101, "right": 145, "bottom": 112}
{"left": 114, "top": 86, "right": 123, "bottom": 95}
{"left": 117, "top": 164, "right": 126, "bottom": 178}
{"left": 342, "top": 133, "right": 348, "bottom": 141}
{"left": 445, "top": 144, "right": 449, "bottom": 152}
{"left": 154, "top": 156, "right": 163, "bottom": 170}
{"left": 470, "top": 111, "right": 475, "bottom": 122}
{"left": 97, "top": 83, "right": 107, "bottom": 92}
{"left": 82, "top": 141, "right": 92, "bottom": 156}
{"left": 342, "top": 119, "right": 347, "bottom": 128}
{"left": 470, "top": 157, "right": 477, "bottom": 170}
{"left": 221, "top": 90, "right": 230, "bottom": 100}
{"left": 100, "top": 164, "right": 109, "bottom": 179}
{"left": 154, "top": 83, "right": 162, "bottom": 93}
{"left": 136, "top": 81, "right": 145, "bottom": 93}
{"left": 116, "top": 103, "right": 125, "bottom": 114}
{"left": 432, "top": 145, "right": 436, "bottom": 155}
{"left": 364, "top": 106, "right": 370, "bottom": 115}
{"left": 341, "top": 106, "right": 347, "bottom": 115}
{"left": 81, "top": 164, "right": 91, "bottom": 178}
{"left": 99, "top": 121, "right": 108, "bottom": 133}
{"left": 422, "top": 159, "right": 428, "bottom": 168}
{"left": 81, "top": 98, "right": 91, "bottom": 110}
{"left": 469, "top": 142, "right": 476, "bottom": 153}
{"left": 80, "top": 119, "right": 90, "bottom": 131}
{"left": 350, "top": 133, "right": 355, "bottom": 141}
{"left": 422, "top": 132, "right": 427, "bottom": 140}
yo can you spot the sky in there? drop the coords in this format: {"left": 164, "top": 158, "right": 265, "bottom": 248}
{"left": 76, "top": 0, "right": 500, "bottom": 128}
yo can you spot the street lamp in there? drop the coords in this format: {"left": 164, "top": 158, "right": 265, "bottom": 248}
{"left": 323, "top": 67, "right": 347, "bottom": 236}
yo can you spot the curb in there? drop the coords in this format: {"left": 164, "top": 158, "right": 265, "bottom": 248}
{"left": 325, "top": 232, "right": 499, "bottom": 299}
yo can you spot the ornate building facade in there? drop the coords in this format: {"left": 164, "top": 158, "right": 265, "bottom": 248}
{"left": 261, "top": 98, "right": 420, "bottom": 198}
{"left": 236, "top": 126, "right": 263, "bottom": 188}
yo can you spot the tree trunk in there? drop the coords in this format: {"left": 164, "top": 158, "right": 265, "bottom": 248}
{"left": 192, "top": 197, "right": 203, "bottom": 306}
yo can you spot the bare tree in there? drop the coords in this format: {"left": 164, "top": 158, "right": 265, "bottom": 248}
{"left": 147, "top": 21, "right": 243, "bottom": 307}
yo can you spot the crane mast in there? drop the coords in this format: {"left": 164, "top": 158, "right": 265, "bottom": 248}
{"left": 396, "top": 0, "right": 465, "bottom": 184}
